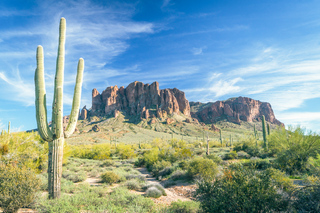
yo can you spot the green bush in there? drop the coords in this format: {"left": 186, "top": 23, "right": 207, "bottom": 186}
{"left": 152, "top": 160, "right": 171, "bottom": 176}
{"left": 145, "top": 186, "right": 162, "bottom": 198}
{"left": 224, "top": 150, "right": 238, "bottom": 160}
{"left": 143, "top": 148, "right": 159, "bottom": 169}
{"left": 269, "top": 127, "right": 320, "bottom": 175}
{"left": 116, "top": 143, "right": 136, "bottom": 159}
{"left": 169, "top": 200, "right": 200, "bottom": 213}
{"left": 241, "top": 158, "right": 272, "bottom": 170}
{"left": 205, "top": 154, "right": 222, "bottom": 164}
{"left": 170, "top": 170, "right": 188, "bottom": 181}
{"left": 0, "top": 164, "right": 41, "bottom": 213}
{"left": 101, "top": 159, "right": 115, "bottom": 167}
{"left": 196, "top": 165, "right": 289, "bottom": 212}
{"left": 125, "top": 179, "right": 141, "bottom": 190}
{"left": 187, "top": 157, "right": 218, "bottom": 181}
{"left": 142, "top": 183, "right": 166, "bottom": 196}
{"left": 101, "top": 171, "right": 120, "bottom": 184}
{"left": 290, "top": 185, "right": 320, "bottom": 212}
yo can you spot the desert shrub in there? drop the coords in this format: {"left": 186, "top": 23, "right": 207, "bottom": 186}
{"left": 194, "top": 149, "right": 205, "bottom": 156}
{"left": 269, "top": 127, "right": 320, "bottom": 175}
{"left": 0, "top": 131, "right": 48, "bottom": 173}
{"left": 187, "top": 157, "right": 218, "bottom": 181}
{"left": 125, "top": 179, "right": 141, "bottom": 190}
{"left": 116, "top": 143, "right": 136, "bottom": 159}
{"left": 125, "top": 174, "right": 146, "bottom": 182}
{"left": 143, "top": 148, "right": 159, "bottom": 169}
{"left": 145, "top": 187, "right": 162, "bottom": 198}
{"left": 168, "top": 200, "right": 200, "bottom": 213}
{"left": 158, "top": 167, "right": 174, "bottom": 179}
{"left": 234, "top": 136, "right": 262, "bottom": 157}
{"left": 196, "top": 164, "right": 289, "bottom": 213}
{"left": 0, "top": 164, "right": 41, "bottom": 213}
{"left": 101, "top": 159, "right": 115, "bottom": 167}
{"left": 37, "top": 173, "right": 48, "bottom": 191}
{"left": 237, "top": 150, "right": 250, "bottom": 159}
{"left": 205, "top": 154, "right": 222, "bottom": 164}
{"left": 178, "top": 160, "right": 189, "bottom": 170}
{"left": 62, "top": 170, "right": 87, "bottom": 183}
{"left": 35, "top": 186, "right": 154, "bottom": 212}
{"left": 241, "top": 158, "right": 272, "bottom": 170}
{"left": 134, "top": 157, "right": 145, "bottom": 167}
{"left": 142, "top": 183, "right": 166, "bottom": 196}
{"left": 170, "top": 169, "right": 188, "bottom": 181}
{"left": 163, "top": 179, "right": 177, "bottom": 188}
{"left": 69, "top": 144, "right": 111, "bottom": 160}
{"left": 152, "top": 160, "right": 172, "bottom": 176}
{"left": 223, "top": 150, "right": 238, "bottom": 160}
{"left": 90, "top": 169, "right": 99, "bottom": 177}
{"left": 101, "top": 171, "right": 120, "bottom": 184}
{"left": 289, "top": 185, "right": 320, "bottom": 212}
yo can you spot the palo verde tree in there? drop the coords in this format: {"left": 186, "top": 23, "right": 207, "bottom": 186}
{"left": 34, "top": 17, "right": 84, "bottom": 199}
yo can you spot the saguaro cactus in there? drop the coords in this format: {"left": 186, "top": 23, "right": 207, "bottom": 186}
{"left": 206, "top": 132, "right": 209, "bottom": 155}
{"left": 219, "top": 129, "right": 222, "bottom": 146}
{"left": 7, "top": 121, "right": 10, "bottom": 134}
{"left": 34, "top": 18, "right": 84, "bottom": 199}
{"left": 262, "top": 115, "right": 268, "bottom": 149}
{"left": 267, "top": 123, "right": 270, "bottom": 135}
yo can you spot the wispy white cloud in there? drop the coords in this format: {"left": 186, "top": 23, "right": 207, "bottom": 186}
{"left": 0, "top": 0, "right": 155, "bottom": 108}
{"left": 191, "top": 47, "right": 204, "bottom": 55}
{"left": 277, "top": 112, "right": 320, "bottom": 133}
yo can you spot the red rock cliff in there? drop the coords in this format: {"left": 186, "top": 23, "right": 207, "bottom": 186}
{"left": 191, "top": 97, "right": 283, "bottom": 125}
{"left": 91, "top": 81, "right": 190, "bottom": 118}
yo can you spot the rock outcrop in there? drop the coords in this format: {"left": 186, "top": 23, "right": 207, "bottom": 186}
{"left": 88, "top": 81, "right": 282, "bottom": 126}
{"left": 91, "top": 81, "right": 190, "bottom": 118}
{"left": 80, "top": 106, "right": 88, "bottom": 120}
{"left": 191, "top": 97, "right": 283, "bottom": 126}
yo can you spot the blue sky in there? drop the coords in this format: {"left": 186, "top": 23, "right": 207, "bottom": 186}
{"left": 0, "top": 0, "right": 320, "bottom": 132}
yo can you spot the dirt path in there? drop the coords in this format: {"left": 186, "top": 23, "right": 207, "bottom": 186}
{"left": 136, "top": 167, "right": 192, "bottom": 205}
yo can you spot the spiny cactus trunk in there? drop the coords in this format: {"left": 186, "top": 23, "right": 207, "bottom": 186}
{"left": 206, "top": 133, "right": 209, "bottom": 155}
{"left": 220, "top": 129, "right": 222, "bottom": 146}
{"left": 34, "top": 18, "right": 84, "bottom": 199}
{"left": 262, "top": 115, "right": 268, "bottom": 150}
{"left": 267, "top": 123, "right": 270, "bottom": 135}
{"left": 48, "top": 138, "right": 64, "bottom": 198}
{"left": 8, "top": 121, "right": 10, "bottom": 134}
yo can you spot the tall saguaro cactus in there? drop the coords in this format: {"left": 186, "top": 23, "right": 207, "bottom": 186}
{"left": 8, "top": 121, "right": 10, "bottom": 134}
{"left": 34, "top": 18, "right": 84, "bottom": 199}
{"left": 262, "top": 115, "right": 268, "bottom": 150}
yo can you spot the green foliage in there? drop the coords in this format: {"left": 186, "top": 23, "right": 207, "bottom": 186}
{"left": 262, "top": 115, "right": 268, "bottom": 149}
{"left": 241, "top": 158, "right": 272, "bottom": 170}
{"left": 168, "top": 200, "right": 200, "bottom": 213}
{"left": 125, "top": 179, "right": 141, "bottom": 190}
{"left": 187, "top": 157, "right": 218, "bottom": 181}
{"left": 101, "top": 171, "right": 120, "bottom": 184}
{"left": 0, "top": 131, "right": 47, "bottom": 173}
{"left": 143, "top": 148, "right": 159, "bottom": 169}
{"left": 69, "top": 144, "right": 111, "bottom": 160}
{"left": 223, "top": 150, "right": 238, "bottom": 160}
{"left": 152, "top": 160, "right": 172, "bottom": 176}
{"left": 116, "top": 143, "right": 136, "bottom": 159}
{"left": 269, "top": 127, "right": 320, "bottom": 174}
{"left": 143, "top": 183, "right": 166, "bottom": 196}
{"left": 290, "top": 185, "right": 320, "bottom": 212}
{"left": 233, "top": 135, "right": 262, "bottom": 157}
{"left": 0, "top": 164, "right": 41, "bottom": 213}
{"left": 145, "top": 186, "right": 162, "bottom": 198}
{"left": 62, "top": 170, "right": 87, "bottom": 183}
{"left": 196, "top": 164, "right": 289, "bottom": 213}
{"left": 35, "top": 186, "right": 155, "bottom": 213}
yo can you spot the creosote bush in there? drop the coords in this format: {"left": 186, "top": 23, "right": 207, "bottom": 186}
{"left": 0, "top": 164, "right": 41, "bottom": 213}
{"left": 187, "top": 157, "right": 218, "bottom": 181}
{"left": 101, "top": 171, "right": 120, "bottom": 184}
{"left": 168, "top": 200, "right": 200, "bottom": 213}
{"left": 196, "top": 164, "right": 289, "bottom": 213}
{"left": 145, "top": 187, "right": 162, "bottom": 198}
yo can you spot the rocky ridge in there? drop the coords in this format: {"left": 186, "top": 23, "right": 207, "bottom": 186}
{"left": 81, "top": 81, "right": 283, "bottom": 126}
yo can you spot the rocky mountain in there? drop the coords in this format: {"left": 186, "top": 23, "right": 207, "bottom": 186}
{"left": 190, "top": 97, "right": 283, "bottom": 126}
{"left": 90, "top": 81, "right": 190, "bottom": 119}
{"left": 80, "top": 81, "right": 283, "bottom": 126}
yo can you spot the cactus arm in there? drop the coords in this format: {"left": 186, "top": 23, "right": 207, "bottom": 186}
{"left": 64, "top": 58, "right": 84, "bottom": 138}
{"left": 52, "top": 18, "right": 66, "bottom": 139}
{"left": 35, "top": 46, "right": 53, "bottom": 141}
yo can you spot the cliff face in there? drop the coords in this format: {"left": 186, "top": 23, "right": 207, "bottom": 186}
{"left": 89, "top": 81, "right": 282, "bottom": 126}
{"left": 91, "top": 81, "right": 190, "bottom": 118}
{"left": 190, "top": 97, "right": 283, "bottom": 126}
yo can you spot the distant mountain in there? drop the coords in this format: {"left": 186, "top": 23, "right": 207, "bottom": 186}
{"left": 79, "top": 81, "right": 283, "bottom": 127}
